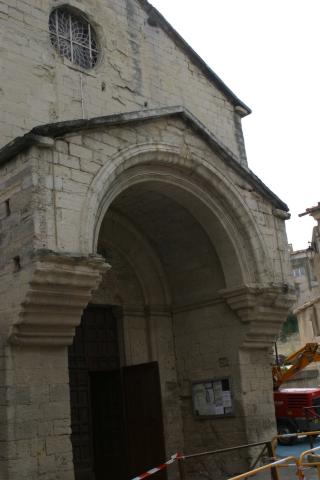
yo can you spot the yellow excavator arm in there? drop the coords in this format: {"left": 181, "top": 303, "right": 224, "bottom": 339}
{"left": 273, "top": 343, "right": 320, "bottom": 390}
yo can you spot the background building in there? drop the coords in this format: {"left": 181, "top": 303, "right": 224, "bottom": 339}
{"left": 276, "top": 208, "right": 320, "bottom": 387}
{"left": 294, "top": 206, "right": 320, "bottom": 347}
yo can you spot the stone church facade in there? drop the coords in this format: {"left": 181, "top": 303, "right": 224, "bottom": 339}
{"left": 0, "top": 1, "right": 295, "bottom": 479}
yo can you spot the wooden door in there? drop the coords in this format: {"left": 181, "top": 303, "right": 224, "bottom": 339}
{"left": 90, "top": 371, "right": 127, "bottom": 480}
{"left": 124, "top": 362, "right": 167, "bottom": 480}
{"left": 69, "top": 306, "right": 120, "bottom": 480}
{"left": 69, "top": 307, "right": 167, "bottom": 480}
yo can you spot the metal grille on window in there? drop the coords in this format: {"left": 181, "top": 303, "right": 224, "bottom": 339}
{"left": 49, "top": 8, "right": 99, "bottom": 69}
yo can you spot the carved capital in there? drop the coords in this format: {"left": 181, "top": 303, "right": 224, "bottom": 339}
{"left": 220, "top": 284, "right": 296, "bottom": 349}
{"left": 9, "top": 250, "right": 109, "bottom": 346}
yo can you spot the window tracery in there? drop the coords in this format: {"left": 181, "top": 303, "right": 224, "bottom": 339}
{"left": 49, "top": 8, "right": 99, "bottom": 69}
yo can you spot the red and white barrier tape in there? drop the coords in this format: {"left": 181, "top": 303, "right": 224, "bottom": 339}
{"left": 131, "top": 453, "right": 183, "bottom": 480}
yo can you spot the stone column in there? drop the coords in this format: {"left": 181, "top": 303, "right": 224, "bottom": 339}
{"left": 221, "top": 284, "right": 296, "bottom": 442}
{"left": 1, "top": 251, "right": 108, "bottom": 480}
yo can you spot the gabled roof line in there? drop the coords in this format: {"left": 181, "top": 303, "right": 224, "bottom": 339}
{"left": 137, "top": 0, "right": 251, "bottom": 115}
{"left": 0, "top": 106, "right": 287, "bottom": 211}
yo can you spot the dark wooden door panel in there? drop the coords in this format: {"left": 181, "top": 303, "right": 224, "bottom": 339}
{"left": 69, "top": 307, "right": 167, "bottom": 480}
{"left": 69, "top": 306, "right": 120, "bottom": 480}
{"left": 90, "top": 371, "right": 127, "bottom": 480}
{"left": 124, "top": 362, "right": 167, "bottom": 480}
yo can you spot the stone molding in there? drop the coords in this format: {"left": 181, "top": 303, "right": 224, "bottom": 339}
{"left": 294, "top": 295, "right": 320, "bottom": 314}
{"left": 172, "top": 296, "right": 223, "bottom": 314}
{"left": 221, "top": 284, "right": 296, "bottom": 349}
{"left": 122, "top": 305, "right": 172, "bottom": 317}
{"left": 9, "top": 251, "right": 109, "bottom": 346}
{"left": 80, "top": 140, "right": 270, "bottom": 286}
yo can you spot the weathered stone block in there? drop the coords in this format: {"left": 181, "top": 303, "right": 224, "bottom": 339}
{"left": 45, "top": 435, "right": 72, "bottom": 456}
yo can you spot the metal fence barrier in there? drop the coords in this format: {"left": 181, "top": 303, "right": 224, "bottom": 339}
{"left": 299, "top": 445, "right": 320, "bottom": 479}
{"left": 130, "top": 431, "right": 320, "bottom": 480}
{"left": 271, "top": 430, "right": 320, "bottom": 454}
{"left": 227, "top": 456, "right": 303, "bottom": 480}
{"left": 176, "top": 441, "right": 278, "bottom": 480}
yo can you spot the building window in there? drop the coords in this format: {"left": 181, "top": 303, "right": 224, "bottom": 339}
{"left": 293, "top": 266, "right": 306, "bottom": 278}
{"left": 49, "top": 8, "right": 99, "bottom": 69}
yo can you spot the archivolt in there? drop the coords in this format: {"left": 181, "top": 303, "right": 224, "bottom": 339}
{"left": 79, "top": 143, "right": 271, "bottom": 287}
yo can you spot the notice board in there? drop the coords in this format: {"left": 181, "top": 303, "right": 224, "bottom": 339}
{"left": 192, "top": 377, "right": 234, "bottom": 418}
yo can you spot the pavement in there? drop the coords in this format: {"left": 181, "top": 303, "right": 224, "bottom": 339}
{"left": 277, "top": 435, "right": 320, "bottom": 458}
{"left": 257, "top": 437, "right": 320, "bottom": 480}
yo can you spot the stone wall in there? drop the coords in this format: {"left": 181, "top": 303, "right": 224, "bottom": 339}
{"left": 2, "top": 346, "right": 74, "bottom": 480}
{"left": 0, "top": 116, "right": 289, "bottom": 287}
{"left": 173, "top": 301, "right": 248, "bottom": 477}
{"left": 0, "top": 1, "right": 297, "bottom": 478}
{"left": 0, "top": 0, "right": 247, "bottom": 163}
{"left": 0, "top": 109, "right": 295, "bottom": 479}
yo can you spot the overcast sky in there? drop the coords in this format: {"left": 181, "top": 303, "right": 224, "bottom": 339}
{"left": 151, "top": 0, "right": 319, "bottom": 250}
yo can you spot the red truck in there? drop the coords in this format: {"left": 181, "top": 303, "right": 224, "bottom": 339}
{"left": 273, "top": 343, "right": 320, "bottom": 444}
{"left": 274, "top": 388, "right": 320, "bottom": 443}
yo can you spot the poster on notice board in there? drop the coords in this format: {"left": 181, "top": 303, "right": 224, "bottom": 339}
{"left": 192, "top": 377, "right": 234, "bottom": 418}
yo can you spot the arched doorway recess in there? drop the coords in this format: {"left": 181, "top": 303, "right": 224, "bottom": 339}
{"left": 70, "top": 151, "right": 268, "bottom": 479}
{"left": 80, "top": 145, "right": 270, "bottom": 288}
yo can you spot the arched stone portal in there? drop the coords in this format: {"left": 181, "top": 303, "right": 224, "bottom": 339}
{"left": 69, "top": 164, "right": 277, "bottom": 479}
{"left": 80, "top": 144, "right": 270, "bottom": 289}
{"left": 1, "top": 110, "right": 295, "bottom": 480}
